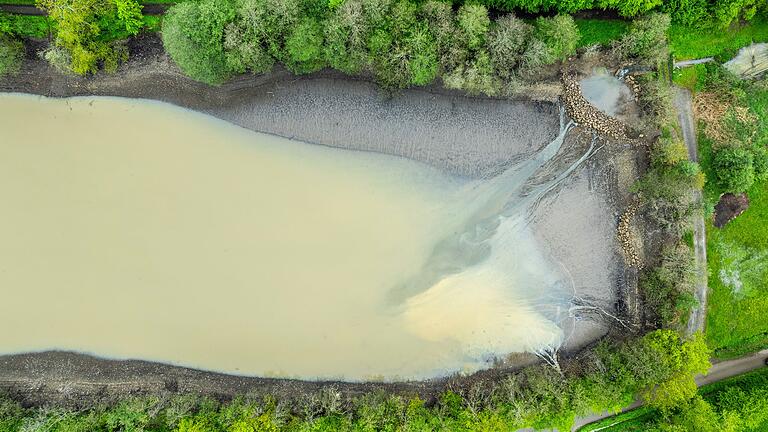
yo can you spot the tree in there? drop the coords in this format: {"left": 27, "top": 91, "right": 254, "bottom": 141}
{"left": 456, "top": 4, "right": 489, "bottom": 51}
{"left": 642, "top": 331, "right": 711, "bottom": 412}
{"left": 162, "top": 0, "right": 236, "bottom": 84}
{"left": 713, "top": 146, "right": 755, "bottom": 193}
{"left": 614, "top": 13, "right": 670, "bottom": 65}
{"left": 114, "top": 0, "right": 143, "bottom": 35}
{"left": 37, "top": 0, "right": 144, "bottom": 75}
{"left": 285, "top": 17, "right": 325, "bottom": 74}
{"left": 487, "top": 14, "right": 531, "bottom": 80}
{"left": 443, "top": 50, "right": 498, "bottom": 96}
{"left": 367, "top": 0, "right": 438, "bottom": 87}
{"left": 662, "top": 0, "right": 709, "bottom": 26}
{"left": 597, "top": 0, "right": 662, "bottom": 17}
{"left": 419, "top": 0, "right": 458, "bottom": 72}
{"left": 534, "top": 15, "right": 579, "bottom": 62}
{"left": 323, "top": 0, "right": 371, "bottom": 74}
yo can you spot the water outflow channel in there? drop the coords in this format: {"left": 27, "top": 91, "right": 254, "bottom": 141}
{"left": 0, "top": 94, "right": 596, "bottom": 380}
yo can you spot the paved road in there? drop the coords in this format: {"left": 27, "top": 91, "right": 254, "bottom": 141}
{"left": 674, "top": 87, "right": 709, "bottom": 337}
{"left": 573, "top": 350, "right": 768, "bottom": 431}
{"left": 0, "top": 3, "right": 170, "bottom": 15}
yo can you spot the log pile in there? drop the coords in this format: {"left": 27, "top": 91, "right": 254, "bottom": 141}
{"left": 561, "top": 72, "right": 631, "bottom": 141}
{"left": 617, "top": 202, "right": 642, "bottom": 269}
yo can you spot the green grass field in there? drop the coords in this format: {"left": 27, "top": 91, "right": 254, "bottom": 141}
{"left": 575, "top": 18, "right": 628, "bottom": 48}
{"left": 695, "top": 82, "right": 768, "bottom": 359}
{"left": 705, "top": 178, "right": 768, "bottom": 359}
{"left": 670, "top": 18, "right": 768, "bottom": 61}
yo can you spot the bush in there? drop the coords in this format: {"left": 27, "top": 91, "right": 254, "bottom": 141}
{"left": 614, "top": 13, "right": 670, "bottom": 65}
{"left": 662, "top": 0, "right": 709, "bottom": 26}
{"left": 37, "top": 0, "right": 144, "bottom": 75}
{"left": 162, "top": 0, "right": 236, "bottom": 85}
{"left": 487, "top": 15, "right": 531, "bottom": 80}
{"left": 456, "top": 4, "right": 489, "bottom": 51}
{"left": 285, "top": 17, "right": 325, "bottom": 74}
{"left": 640, "top": 243, "right": 698, "bottom": 325}
{"left": 534, "top": 14, "right": 579, "bottom": 62}
{"left": 713, "top": 146, "right": 756, "bottom": 193}
{"left": 443, "top": 50, "right": 498, "bottom": 95}
{"left": 0, "top": 37, "right": 23, "bottom": 77}
{"left": 323, "top": 0, "right": 371, "bottom": 74}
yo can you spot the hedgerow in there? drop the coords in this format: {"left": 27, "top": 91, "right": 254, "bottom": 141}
{"left": 0, "top": 330, "right": 711, "bottom": 432}
{"left": 163, "top": 0, "right": 581, "bottom": 88}
{"left": 467, "top": 0, "right": 764, "bottom": 27}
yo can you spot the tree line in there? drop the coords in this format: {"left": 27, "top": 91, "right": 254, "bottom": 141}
{"left": 0, "top": 330, "right": 711, "bottom": 431}
{"left": 162, "top": 0, "right": 581, "bottom": 88}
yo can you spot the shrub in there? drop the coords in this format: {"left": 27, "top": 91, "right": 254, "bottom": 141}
{"left": 534, "top": 14, "right": 579, "bottom": 62}
{"left": 37, "top": 0, "right": 144, "bottom": 75}
{"left": 419, "top": 0, "right": 458, "bottom": 71}
{"left": 713, "top": 146, "right": 756, "bottom": 193}
{"left": 487, "top": 14, "right": 531, "bottom": 79}
{"left": 662, "top": 0, "right": 709, "bottom": 26}
{"left": 323, "top": 0, "right": 371, "bottom": 74}
{"left": 0, "top": 37, "right": 23, "bottom": 77}
{"left": 614, "top": 13, "right": 670, "bottom": 65}
{"left": 223, "top": 21, "right": 274, "bottom": 74}
{"left": 640, "top": 243, "right": 697, "bottom": 324}
{"left": 456, "top": 4, "right": 489, "bottom": 51}
{"left": 443, "top": 50, "right": 498, "bottom": 96}
{"left": 285, "top": 17, "right": 325, "bottom": 74}
{"left": 162, "top": 0, "right": 236, "bottom": 85}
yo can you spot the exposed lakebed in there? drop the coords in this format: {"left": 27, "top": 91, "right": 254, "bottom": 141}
{"left": 0, "top": 93, "right": 612, "bottom": 381}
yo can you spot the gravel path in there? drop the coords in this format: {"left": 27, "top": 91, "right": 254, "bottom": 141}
{"left": 674, "top": 87, "right": 709, "bottom": 337}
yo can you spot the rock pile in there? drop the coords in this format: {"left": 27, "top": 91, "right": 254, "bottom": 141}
{"left": 561, "top": 72, "right": 631, "bottom": 141}
{"left": 617, "top": 202, "right": 642, "bottom": 269}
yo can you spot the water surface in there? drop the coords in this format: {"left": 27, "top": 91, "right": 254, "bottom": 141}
{"left": 0, "top": 94, "right": 577, "bottom": 380}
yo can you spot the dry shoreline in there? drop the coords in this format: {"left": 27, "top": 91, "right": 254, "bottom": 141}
{"left": 0, "top": 35, "right": 633, "bottom": 407}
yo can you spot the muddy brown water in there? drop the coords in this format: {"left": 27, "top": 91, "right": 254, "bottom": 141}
{"left": 0, "top": 94, "right": 585, "bottom": 381}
